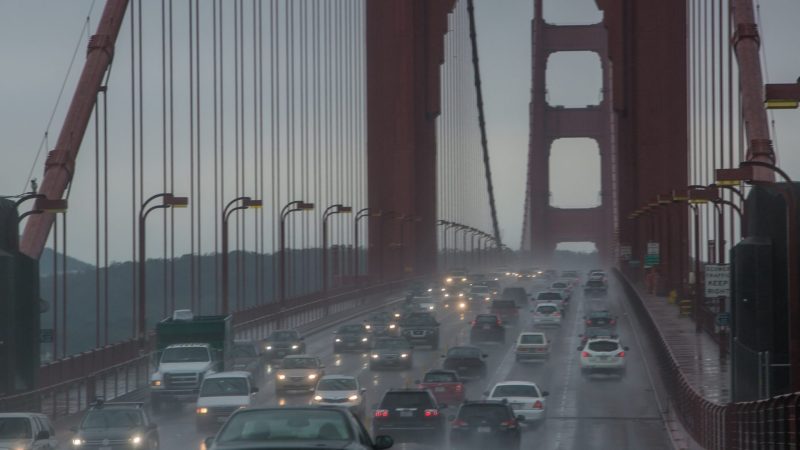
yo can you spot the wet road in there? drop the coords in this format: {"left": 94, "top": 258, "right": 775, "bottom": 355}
{"left": 60, "top": 275, "right": 673, "bottom": 449}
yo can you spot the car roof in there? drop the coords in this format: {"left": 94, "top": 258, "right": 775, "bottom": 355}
{"left": 205, "top": 371, "right": 252, "bottom": 380}
{"left": 424, "top": 369, "right": 458, "bottom": 376}
{"left": 518, "top": 331, "right": 546, "bottom": 336}
{"left": 492, "top": 381, "right": 540, "bottom": 389}
{"left": 0, "top": 413, "right": 48, "bottom": 419}
{"left": 586, "top": 337, "right": 621, "bottom": 343}
{"left": 449, "top": 345, "right": 480, "bottom": 351}
{"left": 165, "top": 343, "right": 209, "bottom": 348}
{"left": 319, "top": 374, "right": 357, "bottom": 381}
{"left": 535, "top": 302, "right": 560, "bottom": 307}
{"left": 284, "top": 354, "right": 317, "bottom": 360}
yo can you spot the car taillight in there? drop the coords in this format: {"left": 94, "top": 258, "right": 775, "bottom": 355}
{"left": 451, "top": 419, "right": 468, "bottom": 428}
{"left": 500, "top": 419, "right": 518, "bottom": 429}
{"left": 533, "top": 400, "right": 544, "bottom": 410}
{"left": 374, "top": 409, "right": 389, "bottom": 418}
{"left": 455, "top": 384, "right": 463, "bottom": 392}
{"left": 496, "top": 319, "right": 502, "bottom": 326}
{"left": 610, "top": 319, "right": 616, "bottom": 325}
{"left": 617, "top": 351, "right": 625, "bottom": 357}
{"left": 553, "top": 312, "right": 561, "bottom": 317}
{"left": 424, "top": 409, "right": 439, "bottom": 417}
{"left": 585, "top": 320, "right": 591, "bottom": 325}
{"left": 581, "top": 351, "right": 590, "bottom": 357}
{"left": 470, "top": 320, "right": 476, "bottom": 326}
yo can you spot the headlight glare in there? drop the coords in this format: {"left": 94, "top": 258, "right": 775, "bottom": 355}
{"left": 308, "top": 373, "right": 317, "bottom": 380}
{"left": 277, "top": 374, "right": 286, "bottom": 380}
{"left": 72, "top": 438, "right": 84, "bottom": 446}
{"left": 348, "top": 394, "right": 359, "bottom": 401}
{"left": 362, "top": 337, "right": 368, "bottom": 342}
{"left": 371, "top": 354, "right": 380, "bottom": 359}
{"left": 291, "top": 345, "right": 299, "bottom": 350}
{"left": 314, "top": 395, "right": 323, "bottom": 401}
{"left": 400, "top": 353, "right": 408, "bottom": 358}
{"left": 196, "top": 407, "right": 208, "bottom": 414}
{"left": 266, "top": 345, "right": 273, "bottom": 350}
{"left": 130, "top": 434, "right": 143, "bottom": 445}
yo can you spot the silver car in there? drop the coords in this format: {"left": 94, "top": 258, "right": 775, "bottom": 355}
{"left": 0, "top": 413, "right": 59, "bottom": 450}
{"left": 311, "top": 375, "right": 367, "bottom": 418}
{"left": 275, "top": 355, "right": 325, "bottom": 393}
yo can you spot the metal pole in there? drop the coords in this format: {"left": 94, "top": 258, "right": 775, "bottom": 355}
{"left": 323, "top": 215, "right": 329, "bottom": 292}
{"left": 222, "top": 214, "right": 228, "bottom": 314}
{"left": 692, "top": 204, "right": 702, "bottom": 332}
{"left": 717, "top": 204, "right": 725, "bottom": 264}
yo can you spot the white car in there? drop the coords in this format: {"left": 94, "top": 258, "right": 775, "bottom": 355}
{"left": 311, "top": 375, "right": 367, "bottom": 418}
{"left": 549, "top": 280, "right": 572, "bottom": 300}
{"left": 275, "top": 355, "right": 326, "bottom": 393}
{"left": 0, "top": 413, "right": 58, "bottom": 450}
{"left": 535, "top": 291, "right": 566, "bottom": 311}
{"left": 196, "top": 371, "right": 258, "bottom": 431}
{"left": 515, "top": 332, "right": 550, "bottom": 361}
{"left": 532, "top": 302, "right": 562, "bottom": 327}
{"left": 579, "top": 338, "right": 629, "bottom": 376}
{"left": 485, "top": 381, "right": 549, "bottom": 423}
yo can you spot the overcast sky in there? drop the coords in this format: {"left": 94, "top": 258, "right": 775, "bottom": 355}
{"left": 1, "top": 0, "right": 799, "bottom": 263}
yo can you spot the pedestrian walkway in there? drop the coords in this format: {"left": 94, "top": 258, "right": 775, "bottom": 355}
{"left": 634, "top": 284, "right": 730, "bottom": 404}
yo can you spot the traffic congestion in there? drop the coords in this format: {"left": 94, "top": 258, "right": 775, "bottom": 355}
{"left": 20, "top": 267, "right": 674, "bottom": 449}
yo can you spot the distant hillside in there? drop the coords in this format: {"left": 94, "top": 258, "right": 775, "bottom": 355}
{"left": 39, "top": 247, "right": 94, "bottom": 276}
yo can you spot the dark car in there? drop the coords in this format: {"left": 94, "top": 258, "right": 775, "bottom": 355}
{"left": 205, "top": 407, "right": 394, "bottom": 450}
{"left": 364, "top": 311, "right": 399, "bottom": 336}
{"left": 584, "top": 310, "right": 618, "bottom": 328}
{"left": 399, "top": 312, "right": 440, "bottom": 349}
{"left": 334, "top": 324, "right": 372, "bottom": 352}
{"left": 579, "top": 326, "right": 619, "bottom": 348}
{"left": 501, "top": 287, "right": 529, "bottom": 307}
{"left": 372, "top": 389, "right": 446, "bottom": 446}
{"left": 470, "top": 314, "right": 505, "bottom": 343}
{"left": 584, "top": 279, "right": 608, "bottom": 298}
{"left": 230, "top": 340, "right": 263, "bottom": 377}
{"left": 467, "top": 285, "right": 492, "bottom": 305}
{"left": 449, "top": 400, "right": 523, "bottom": 450}
{"left": 477, "top": 280, "right": 501, "bottom": 297}
{"left": 71, "top": 401, "right": 159, "bottom": 449}
{"left": 370, "top": 338, "right": 414, "bottom": 370}
{"left": 263, "top": 330, "right": 306, "bottom": 360}
{"left": 441, "top": 346, "right": 488, "bottom": 380}
{"left": 489, "top": 299, "right": 520, "bottom": 324}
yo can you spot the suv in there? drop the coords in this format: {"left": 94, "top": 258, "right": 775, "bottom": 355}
{"left": 196, "top": 371, "right": 258, "bottom": 431}
{"left": 334, "top": 324, "right": 372, "bottom": 352}
{"left": 579, "top": 338, "right": 629, "bottom": 376}
{"left": 364, "top": 311, "right": 400, "bottom": 336}
{"left": 372, "top": 389, "right": 446, "bottom": 446}
{"left": 399, "top": 312, "right": 440, "bottom": 349}
{"left": 441, "top": 346, "right": 488, "bottom": 380}
{"left": 534, "top": 291, "right": 566, "bottom": 311}
{"left": 72, "top": 401, "right": 159, "bottom": 449}
{"left": 584, "top": 279, "right": 608, "bottom": 298}
{"left": 489, "top": 299, "right": 520, "bottom": 324}
{"left": 0, "top": 413, "right": 57, "bottom": 450}
{"left": 468, "top": 285, "right": 492, "bottom": 305}
{"left": 501, "top": 287, "right": 529, "bottom": 307}
{"left": 515, "top": 332, "right": 550, "bottom": 361}
{"left": 470, "top": 314, "right": 505, "bottom": 343}
{"left": 584, "top": 310, "right": 617, "bottom": 328}
{"left": 532, "top": 302, "right": 562, "bottom": 327}
{"left": 230, "top": 340, "right": 263, "bottom": 377}
{"left": 449, "top": 400, "right": 523, "bottom": 449}
{"left": 262, "top": 329, "right": 306, "bottom": 360}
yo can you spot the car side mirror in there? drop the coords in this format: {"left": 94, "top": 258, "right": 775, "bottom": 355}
{"left": 374, "top": 435, "right": 394, "bottom": 450}
{"left": 36, "top": 430, "right": 50, "bottom": 440}
{"left": 516, "top": 415, "right": 526, "bottom": 422}
{"left": 624, "top": 346, "right": 630, "bottom": 351}
{"left": 361, "top": 388, "right": 367, "bottom": 394}
{"left": 204, "top": 437, "right": 215, "bottom": 448}
{"left": 251, "top": 386, "right": 259, "bottom": 393}
{"left": 542, "top": 391, "right": 550, "bottom": 397}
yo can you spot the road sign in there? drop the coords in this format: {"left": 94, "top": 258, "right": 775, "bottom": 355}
{"left": 705, "top": 264, "right": 730, "bottom": 298}
{"left": 40, "top": 329, "right": 54, "bottom": 343}
{"left": 715, "top": 312, "right": 731, "bottom": 327}
{"left": 619, "top": 245, "right": 632, "bottom": 260}
{"left": 647, "top": 242, "right": 660, "bottom": 255}
{"left": 644, "top": 254, "right": 660, "bottom": 266}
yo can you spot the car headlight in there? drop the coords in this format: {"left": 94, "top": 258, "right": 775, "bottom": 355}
{"left": 389, "top": 324, "right": 396, "bottom": 329}
{"left": 459, "top": 302, "right": 466, "bottom": 308}
{"left": 196, "top": 407, "right": 208, "bottom": 414}
{"left": 308, "top": 373, "right": 317, "bottom": 380}
{"left": 130, "top": 435, "right": 143, "bottom": 445}
{"left": 400, "top": 353, "right": 408, "bottom": 358}
{"left": 335, "top": 338, "right": 342, "bottom": 342}
{"left": 446, "top": 278, "right": 453, "bottom": 283}
{"left": 394, "top": 313, "right": 401, "bottom": 318}
{"left": 365, "top": 324, "right": 371, "bottom": 329}
{"left": 462, "top": 277, "right": 467, "bottom": 282}
{"left": 314, "top": 395, "right": 323, "bottom": 401}
{"left": 277, "top": 374, "right": 286, "bottom": 380}
{"left": 151, "top": 379, "right": 162, "bottom": 387}
{"left": 428, "top": 306, "right": 434, "bottom": 310}
{"left": 371, "top": 354, "right": 380, "bottom": 359}
{"left": 444, "top": 293, "right": 450, "bottom": 297}
{"left": 348, "top": 394, "right": 359, "bottom": 401}
{"left": 362, "top": 337, "right": 369, "bottom": 342}
{"left": 427, "top": 288, "right": 432, "bottom": 292}
{"left": 291, "top": 345, "right": 299, "bottom": 350}
{"left": 72, "top": 438, "right": 84, "bottom": 446}
{"left": 459, "top": 293, "right": 464, "bottom": 297}
{"left": 265, "top": 345, "right": 273, "bottom": 350}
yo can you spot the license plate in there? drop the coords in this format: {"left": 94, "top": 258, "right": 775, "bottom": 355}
{"left": 477, "top": 426, "right": 491, "bottom": 433}
{"left": 483, "top": 325, "right": 491, "bottom": 330}
{"left": 434, "top": 386, "right": 446, "bottom": 392}
{"left": 400, "top": 411, "right": 413, "bottom": 417}
{"left": 510, "top": 403, "right": 524, "bottom": 409}
{"left": 598, "top": 356, "right": 609, "bottom": 361}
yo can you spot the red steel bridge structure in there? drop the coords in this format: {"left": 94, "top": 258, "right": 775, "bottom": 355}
{"left": 1, "top": 0, "right": 800, "bottom": 447}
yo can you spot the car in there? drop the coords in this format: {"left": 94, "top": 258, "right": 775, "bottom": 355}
{"left": 543, "top": 269, "right": 558, "bottom": 281}
{"left": 479, "top": 280, "right": 502, "bottom": 297}
{"left": 470, "top": 314, "right": 506, "bottom": 343}
{"left": 399, "top": 312, "right": 440, "bottom": 349}
{"left": 516, "top": 269, "right": 536, "bottom": 280}
{"left": 416, "top": 370, "right": 465, "bottom": 406}
{"left": 204, "top": 407, "right": 394, "bottom": 450}
{"left": 364, "top": 311, "right": 400, "bottom": 336}
{"left": 561, "top": 270, "right": 581, "bottom": 285}
{"left": 372, "top": 389, "right": 446, "bottom": 446}
{"left": 534, "top": 290, "right": 566, "bottom": 310}
{"left": 501, "top": 287, "right": 529, "bottom": 307}
{"left": 442, "top": 287, "right": 469, "bottom": 311}
{"left": 409, "top": 295, "right": 437, "bottom": 313}
{"left": 584, "top": 310, "right": 618, "bottom": 328}
{"left": 334, "top": 324, "right": 372, "bottom": 352}
{"left": 579, "top": 338, "right": 629, "bottom": 376}
{"left": 370, "top": 337, "right": 414, "bottom": 370}
{"left": 311, "top": 375, "right": 367, "bottom": 419}
{"left": 230, "top": 340, "right": 264, "bottom": 377}
{"left": 262, "top": 329, "right": 306, "bottom": 360}
{"left": 531, "top": 302, "right": 562, "bottom": 327}
{"left": 0, "top": 413, "right": 58, "bottom": 450}
{"left": 550, "top": 280, "right": 573, "bottom": 300}
{"left": 514, "top": 332, "right": 550, "bottom": 361}
{"left": 196, "top": 371, "right": 258, "bottom": 431}
{"left": 275, "top": 355, "right": 325, "bottom": 393}
{"left": 445, "top": 269, "right": 469, "bottom": 285}
{"left": 579, "top": 326, "right": 619, "bottom": 348}
{"left": 467, "top": 284, "right": 492, "bottom": 305}
{"left": 584, "top": 279, "right": 608, "bottom": 297}
{"left": 448, "top": 400, "right": 523, "bottom": 450}
{"left": 441, "top": 346, "right": 488, "bottom": 380}
{"left": 489, "top": 299, "right": 520, "bottom": 324}
{"left": 485, "top": 381, "right": 549, "bottom": 424}
{"left": 71, "top": 400, "right": 159, "bottom": 449}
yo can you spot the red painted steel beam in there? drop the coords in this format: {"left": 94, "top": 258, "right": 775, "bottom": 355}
{"left": 20, "top": 0, "right": 129, "bottom": 259}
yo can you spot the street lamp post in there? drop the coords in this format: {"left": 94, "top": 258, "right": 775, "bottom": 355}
{"left": 222, "top": 197, "right": 262, "bottom": 315}
{"left": 354, "top": 208, "right": 381, "bottom": 284}
{"left": 279, "top": 201, "right": 314, "bottom": 303}
{"left": 322, "top": 204, "right": 353, "bottom": 292}
{"left": 138, "top": 193, "right": 188, "bottom": 342}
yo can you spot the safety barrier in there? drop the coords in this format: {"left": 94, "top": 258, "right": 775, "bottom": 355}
{"left": 0, "top": 278, "right": 419, "bottom": 418}
{"left": 616, "top": 267, "right": 800, "bottom": 449}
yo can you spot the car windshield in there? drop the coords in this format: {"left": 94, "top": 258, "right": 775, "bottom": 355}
{"left": 588, "top": 341, "right": 620, "bottom": 352}
{"left": 538, "top": 292, "right": 562, "bottom": 300}
{"left": 590, "top": 311, "right": 611, "bottom": 318}
{"left": 232, "top": 344, "right": 257, "bottom": 358}
{"left": 201, "top": 378, "right": 249, "bottom": 397}
{"left": 520, "top": 334, "right": 545, "bottom": 344}
{"left": 81, "top": 410, "right": 143, "bottom": 429}
{"left": 217, "top": 409, "right": 352, "bottom": 443}
{"left": 381, "top": 392, "right": 433, "bottom": 409}
{"left": 369, "top": 313, "right": 390, "bottom": 323}
{"left": 475, "top": 315, "right": 498, "bottom": 323}
{"left": 269, "top": 331, "right": 299, "bottom": 341}
{"left": 0, "top": 418, "right": 31, "bottom": 439}
{"left": 375, "top": 339, "right": 410, "bottom": 349}
{"left": 424, "top": 372, "right": 457, "bottom": 383}
{"left": 552, "top": 283, "right": 567, "bottom": 288}
{"left": 447, "top": 347, "right": 480, "bottom": 358}
{"left": 492, "top": 385, "right": 539, "bottom": 398}
{"left": 161, "top": 347, "right": 209, "bottom": 363}
{"left": 537, "top": 305, "right": 558, "bottom": 314}
{"left": 338, "top": 324, "right": 364, "bottom": 333}
{"left": 282, "top": 358, "right": 318, "bottom": 369}
{"left": 402, "top": 314, "right": 436, "bottom": 326}
{"left": 587, "top": 280, "right": 605, "bottom": 287}
{"left": 458, "top": 404, "right": 511, "bottom": 424}
{"left": 317, "top": 378, "right": 357, "bottom": 391}
{"left": 491, "top": 301, "right": 515, "bottom": 308}
{"left": 470, "top": 286, "right": 489, "bottom": 294}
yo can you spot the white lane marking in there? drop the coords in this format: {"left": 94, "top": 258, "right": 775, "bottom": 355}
{"left": 550, "top": 293, "right": 584, "bottom": 450}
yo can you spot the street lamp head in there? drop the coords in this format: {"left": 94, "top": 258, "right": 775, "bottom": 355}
{"left": 165, "top": 195, "right": 189, "bottom": 208}
{"left": 715, "top": 167, "right": 750, "bottom": 186}
{"left": 245, "top": 199, "right": 264, "bottom": 209}
{"left": 765, "top": 83, "right": 800, "bottom": 109}
{"left": 299, "top": 202, "right": 315, "bottom": 210}
{"left": 337, "top": 205, "right": 353, "bottom": 213}
{"left": 34, "top": 198, "right": 68, "bottom": 213}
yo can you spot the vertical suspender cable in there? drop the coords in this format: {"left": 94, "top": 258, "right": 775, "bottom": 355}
{"left": 130, "top": 0, "right": 138, "bottom": 337}
{"left": 169, "top": 0, "right": 176, "bottom": 312}
{"left": 189, "top": 0, "right": 196, "bottom": 308}
{"left": 314, "top": 0, "right": 321, "bottom": 288}
{"left": 62, "top": 211, "right": 68, "bottom": 356}
{"left": 94, "top": 93, "right": 100, "bottom": 348}
{"left": 53, "top": 217, "right": 58, "bottom": 359}
{"left": 273, "top": 0, "right": 280, "bottom": 302}
{"left": 300, "top": 0, "right": 307, "bottom": 294}
{"left": 219, "top": 0, "right": 226, "bottom": 311}
{"left": 233, "top": 0, "right": 241, "bottom": 309}
{"left": 213, "top": 0, "right": 219, "bottom": 308}
{"left": 162, "top": 0, "right": 168, "bottom": 318}
{"left": 195, "top": 0, "right": 203, "bottom": 312}
{"left": 239, "top": 0, "right": 247, "bottom": 308}
{"left": 103, "top": 89, "right": 109, "bottom": 344}
{"left": 258, "top": 0, "right": 265, "bottom": 304}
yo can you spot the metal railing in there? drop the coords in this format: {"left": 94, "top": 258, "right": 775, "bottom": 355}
{"left": 616, "top": 267, "right": 800, "bottom": 449}
{"left": 0, "top": 277, "right": 419, "bottom": 418}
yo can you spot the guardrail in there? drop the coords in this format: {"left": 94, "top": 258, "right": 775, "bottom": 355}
{"left": 0, "top": 278, "right": 419, "bottom": 418}
{"left": 616, "top": 267, "right": 800, "bottom": 449}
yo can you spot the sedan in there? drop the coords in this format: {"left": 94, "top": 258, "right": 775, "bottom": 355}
{"left": 441, "top": 346, "right": 488, "bottom": 380}
{"left": 485, "top": 381, "right": 549, "bottom": 424}
{"left": 514, "top": 332, "right": 550, "bottom": 362}
{"left": 204, "top": 407, "right": 394, "bottom": 450}
{"left": 416, "top": 370, "right": 465, "bottom": 406}
{"left": 311, "top": 375, "right": 367, "bottom": 419}
{"left": 469, "top": 314, "right": 505, "bottom": 343}
{"left": 333, "top": 324, "right": 372, "bottom": 353}
{"left": 370, "top": 338, "right": 413, "bottom": 370}
{"left": 275, "top": 356, "right": 325, "bottom": 393}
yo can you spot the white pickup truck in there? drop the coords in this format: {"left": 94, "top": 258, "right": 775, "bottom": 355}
{"left": 149, "top": 343, "right": 219, "bottom": 412}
